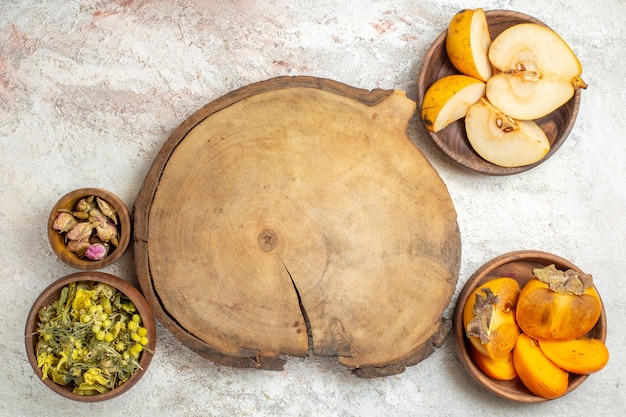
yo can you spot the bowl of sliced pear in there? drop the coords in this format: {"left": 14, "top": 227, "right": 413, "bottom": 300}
{"left": 417, "top": 9, "right": 585, "bottom": 175}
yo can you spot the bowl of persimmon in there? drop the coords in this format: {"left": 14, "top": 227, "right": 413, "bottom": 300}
{"left": 453, "top": 250, "right": 608, "bottom": 402}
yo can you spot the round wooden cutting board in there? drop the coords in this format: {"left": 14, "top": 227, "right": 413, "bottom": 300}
{"left": 133, "top": 76, "right": 461, "bottom": 377}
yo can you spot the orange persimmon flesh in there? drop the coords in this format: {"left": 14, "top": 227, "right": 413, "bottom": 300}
{"left": 469, "top": 344, "right": 517, "bottom": 381}
{"left": 516, "top": 265, "right": 602, "bottom": 341}
{"left": 513, "top": 333, "right": 569, "bottom": 399}
{"left": 539, "top": 337, "right": 609, "bottom": 374}
{"left": 463, "top": 277, "right": 521, "bottom": 359}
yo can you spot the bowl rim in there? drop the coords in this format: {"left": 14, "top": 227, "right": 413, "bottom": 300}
{"left": 416, "top": 9, "right": 582, "bottom": 176}
{"left": 47, "top": 188, "right": 131, "bottom": 270}
{"left": 24, "top": 271, "right": 156, "bottom": 402}
{"left": 453, "top": 250, "right": 607, "bottom": 402}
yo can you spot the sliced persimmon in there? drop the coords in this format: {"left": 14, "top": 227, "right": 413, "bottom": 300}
{"left": 513, "top": 333, "right": 569, "bottom": 399}
{"left": 463, "top": 277, "right": 521, "bottom": 359}
{"left": 539, "top": 337, "right": 609, "bottom": 374}
{"left": 469, "top": 343, "right": 517, "bottom": 381}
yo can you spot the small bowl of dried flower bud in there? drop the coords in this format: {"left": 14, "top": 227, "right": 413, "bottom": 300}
{"left": 48, "top": 188, "right": 131, "bottom": 270}
{"left": 25, "top": 271, "right": 156, "bottom": 401}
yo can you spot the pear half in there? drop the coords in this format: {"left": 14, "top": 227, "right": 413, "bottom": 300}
{"left": 465, "top": 98, "right": 550, "bottom": 167}
{"left": 486, "top": 23, "right": 587, "bottom": 120}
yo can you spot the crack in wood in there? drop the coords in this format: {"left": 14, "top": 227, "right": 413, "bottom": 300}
{"left": 279, "top": 256, "right": 314, "bottom": 352}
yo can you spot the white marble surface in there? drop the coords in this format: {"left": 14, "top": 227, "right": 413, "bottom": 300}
{"left": 2, "top": 0, "right": 625, "bottom": 416}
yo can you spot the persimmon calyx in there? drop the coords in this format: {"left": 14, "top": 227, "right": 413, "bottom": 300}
{"left": 466, "top": 288, "right": 498, "bottom": 344}
{"left": 532, "top": 264, "right": 593, "bottom": 295}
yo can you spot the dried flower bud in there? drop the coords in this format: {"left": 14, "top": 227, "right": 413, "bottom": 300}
{"left": 66, "top": 221, "right": 96, "bottom": 241}
{"left": 72, "top": 211, "right": 90, "bottom": 220}
{"left": 84, "top": 243, "right": 109, "bottom": 261}
{"left": 52, "top": 212, "right": 78, "bottom": 233}
{"left": 75, "top": 196, "right": 96, "bottom": 213}
{"left": 66, "top": 239, "right": 89, "bottom": 256}
{"left": 88, "top": 208, "right": 104, "bottom": 223}
{"left": 96, "top": 197, "right": 118, "bottom": 225}
{"left": 96, "top": 221, "right": 119, "bottom": 245}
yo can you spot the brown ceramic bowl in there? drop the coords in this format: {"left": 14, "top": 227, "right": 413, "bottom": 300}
{"left": 416, "top": 10, "right": 582, "bottom": 175}
{"left": 453, "top": 250, "right": 607, "bottom": 402}
{"left": 25, "top": 271, "right": 156, "bottom": 402}
{"left": 48, "top": 188, "right": 131, "bottom": 270}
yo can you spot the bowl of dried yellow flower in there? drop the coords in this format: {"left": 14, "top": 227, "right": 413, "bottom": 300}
{"left": 25, "top": 272, "right": 156, "bottom": 401}
{"left": 48, "top": 188, "right": 131, "bottom": 270}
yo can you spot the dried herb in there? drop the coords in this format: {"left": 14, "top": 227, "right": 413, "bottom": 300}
{"left": 35, "top": 281, "right": 149, "bottom": 395}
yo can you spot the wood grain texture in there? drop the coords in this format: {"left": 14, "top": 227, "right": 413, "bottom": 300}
{"left": 133, "top": 76, "right": 462, "bottom": 376}
{"left": 453, "top": 250, "right": 607, "bottom": 402}
{"left": 416, "top": 10, "right": 581, "bottom": 175}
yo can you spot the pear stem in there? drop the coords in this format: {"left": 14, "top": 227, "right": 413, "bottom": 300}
{"left": 573, "top": 77, "right": 588, "bottom": 90}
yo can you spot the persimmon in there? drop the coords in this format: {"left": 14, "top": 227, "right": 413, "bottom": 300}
{"left": 516, "top": 265, "right": 602, "bottom": 341}
{"left": 539, "top": 337, "right": 609, "bottom": 374}
{"left": 468, "top": 344, "right": 517, "bottom": 381}
{"left": 463, "top": 277, "right": 521, "bottom": 359}
{"left": 513, "top": 333, "right": 569, "bottom": 399}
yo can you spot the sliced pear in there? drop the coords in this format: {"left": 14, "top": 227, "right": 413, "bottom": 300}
{"left": 486, "top": 23, "right": 587, "bottom": 120}
{"left": 465, "top": 98, "right": 550, "bottom": 167}
{"left": 446, "top": 8, "right": 493, "bottom": 82}
{"left": 421, "top": 74, "right": 485, "bottom": 132}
